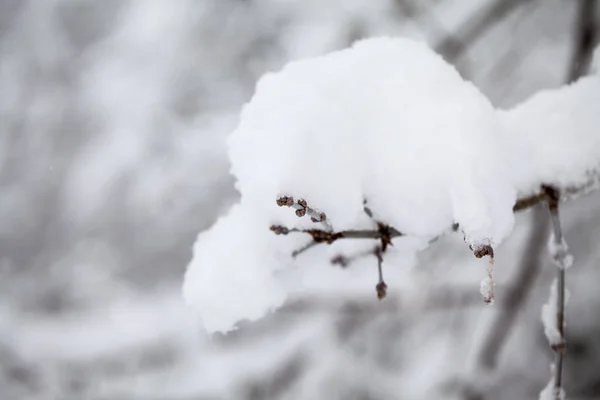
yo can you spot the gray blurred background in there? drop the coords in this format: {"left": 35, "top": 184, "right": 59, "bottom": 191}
{"left": 0, "top": 0, "right": 599, "bottom": 399}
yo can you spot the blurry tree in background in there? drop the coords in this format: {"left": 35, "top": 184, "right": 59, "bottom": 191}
{"left": 0, "top": 0, "right": 598, "bottom": 399}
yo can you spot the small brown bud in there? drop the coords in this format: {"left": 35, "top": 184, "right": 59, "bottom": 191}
{"left": 473, "top": 244, "right": 494, "bottom": 259}
{"left": 270, "top": 225, "right": 289, "bottom": 235}
{"left": 276, "top": 196, "right": 294, "bottom": 207}
{"left": 295, "top": 208, "right": 306, "bottom": 217}
{"left": 376, "top": 281, "right": 388, "bottom": 300}
{"left": 310, "top": 213, "right": 326, "bottom": 223}
{"left": 331, "top": 254, "right": 349, "bottom": 268}
{"left": 297, "top": 199, "right": 307, "bottom": 208}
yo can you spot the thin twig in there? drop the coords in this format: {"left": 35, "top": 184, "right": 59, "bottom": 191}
{"left": 272, "top": 190, "right": 570, "bottom": 289}
{"left": 292, "top": 241, "right": 320, "bottom": 258}
{"left": 276, "top": 196, "right": 332, "bottom": 230}
{"left": 270, "top": 225, "right": 401, "bottom": 242}
{"left": 374, "top": 246, "right": 387, "bottom": 300}
{"left": 331, "top": 248, "right": 374, "bottom": 268}
{"left": 543, "top": 185, "right": 568, "bottom": 398}
{"left": 474, "top": 204, "right": 549, "bottom": 369}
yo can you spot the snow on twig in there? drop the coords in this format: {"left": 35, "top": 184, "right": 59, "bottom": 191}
{"left": 541, "top": 185, "right": 571, "bottom": 399}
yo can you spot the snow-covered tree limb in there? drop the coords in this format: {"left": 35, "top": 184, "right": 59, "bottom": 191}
{"left": 183, "top": 37, "right": 600, "bottom": 334}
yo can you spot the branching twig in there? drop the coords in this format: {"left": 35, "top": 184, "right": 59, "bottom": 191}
{"left": 274, "top": 193, "right": 582, "bottom": 252}
{"left": 272, "top": 188, "right": 583, "bottom": 303}
{"left": 273, "top": 197, "right": 402, "bottom": 249}
{"left": 272, "top": 184, "right": 590, "bottom": 307}
{"left": 275, "top": 197, "right": 398, "bottom": 299}
{"left": 270, "top": 225, "right": 395, "bottom": 244}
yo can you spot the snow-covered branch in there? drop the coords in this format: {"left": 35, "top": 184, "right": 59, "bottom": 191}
{"left": 183, "top": 37, "right": 600, "bottom": 334}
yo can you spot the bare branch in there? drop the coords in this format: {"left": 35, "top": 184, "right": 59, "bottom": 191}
{"left": 435, "top": 0, "right": 530, "bottom": 63}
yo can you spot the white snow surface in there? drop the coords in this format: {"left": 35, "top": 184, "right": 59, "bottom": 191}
{"left": 501, "top": 75, "right": 600, "bottom": 197}
{"left": 184, "top": 37, "right": 600, "bottom": 333}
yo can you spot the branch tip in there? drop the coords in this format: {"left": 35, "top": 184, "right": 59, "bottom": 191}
{"left": 471, "top": 244, "right": 495, "bottom": 260}
{"left": 310, "top": 212, "right": 327, "bottom": 223}
{"left": 374, "top": 246, "right": 388, "bottom": 300}
{"left": 270, "top": 225, "right": 290, "bottom": 235}
{"left": 376, "top": 281, "right": 388, "bottom": 301}
{"left": 276, "top": 196, "right": 294, "bottom": 207}
{"left": 331, "top": 254, "right": 350, "bottom": 268}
